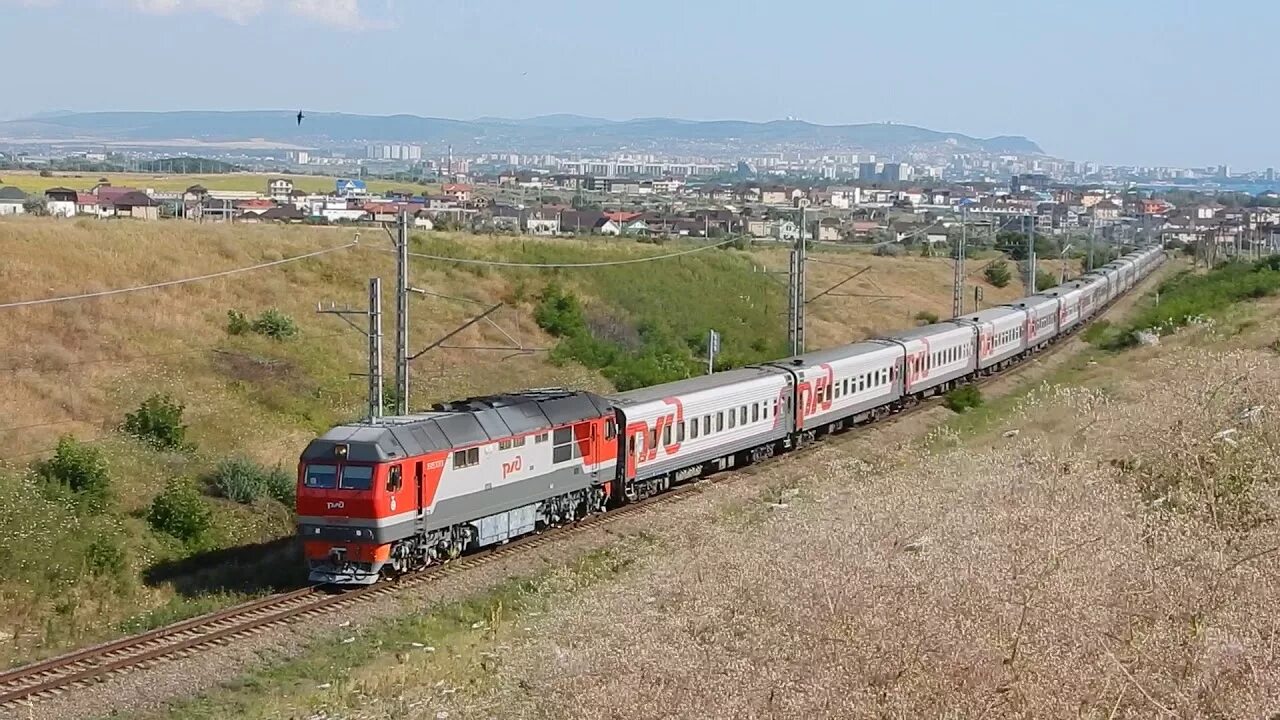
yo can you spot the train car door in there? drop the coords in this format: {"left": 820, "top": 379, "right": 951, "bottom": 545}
{"left": 414, "top": 461, "right": 424, "bottom": 518}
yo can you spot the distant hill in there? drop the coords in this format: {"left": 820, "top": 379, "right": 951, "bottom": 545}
{"left": 0, "top": 110, "right": 1043, "bottom": 156}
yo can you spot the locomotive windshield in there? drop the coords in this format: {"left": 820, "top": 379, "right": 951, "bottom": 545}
{"left": 339, "top": 465, "right": 374, "bottom": 491}
{"left": 304, "top": 464, "right": 338, "bottom": 489}
{"left": 303, "top": 464, "right": 374, "bottom": 491}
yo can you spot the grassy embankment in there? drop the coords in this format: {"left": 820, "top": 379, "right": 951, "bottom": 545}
{"left": 0, "top": 216, "right": 1032, "bottom": 667}
{"left": 0, "top": 170, "right": 434, "bottom": 195}
{"left": 130, "top": 253, "right": 1280, "bottom": 720}
{"left": 125, "top": 262, "right": 1279, "bottom": 719}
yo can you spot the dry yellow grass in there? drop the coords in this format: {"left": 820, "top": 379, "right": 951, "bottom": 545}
{"left": 394, "top": 308, "right": 1280, "bottom": 718}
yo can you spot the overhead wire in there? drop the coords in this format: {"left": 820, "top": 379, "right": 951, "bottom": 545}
{"left": 0, "top": 240, "right": 360, "bottom": 310}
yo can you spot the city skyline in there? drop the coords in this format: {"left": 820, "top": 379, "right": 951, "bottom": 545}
{"left": 2, "top": 0, "right": 1277, "bottom": 169}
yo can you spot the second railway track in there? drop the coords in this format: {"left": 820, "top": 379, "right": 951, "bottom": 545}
{"left": 0, "top": 266, "right": 1164, "bottom": 712}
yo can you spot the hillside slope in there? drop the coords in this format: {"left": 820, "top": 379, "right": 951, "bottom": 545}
{"left": 0, "top": 217, "right": 1044, "bottom": 664}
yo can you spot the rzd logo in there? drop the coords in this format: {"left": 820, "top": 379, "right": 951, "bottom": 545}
{"left": 798, "top": 363, "right": 835, "bottom": 419}
{"left": 326, "top": 501, "right": 345, "bottom": 511}
{"left": 628, "top": 397, "right": 684, "bottom": 462}
{"left": 502, "top": 457, "right": 522, "bottom": 478}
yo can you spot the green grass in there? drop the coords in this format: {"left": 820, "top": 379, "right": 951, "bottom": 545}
{"left": 129, "top": 545, "right": 640, "bottom": 720}
{"left": 1112, "top": 259, "right": 1280, "bottom": 346}
{"left": 412, "top": 233, "right": 790, "bottom": 386}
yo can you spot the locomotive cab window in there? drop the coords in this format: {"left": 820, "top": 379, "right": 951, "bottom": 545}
{"left": 387, "top": 465, "right": 403, "bottom": 492}
{"left": 340, "top": 465, "right": 373, "bottom": 491}
{"left": 304, "top": 464, "right": 338, "bottom": 489}
{"left": 605, "top": 419, "right": 617, "bottom": 440}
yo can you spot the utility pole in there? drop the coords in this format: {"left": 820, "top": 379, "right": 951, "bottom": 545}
{"left": 787, "top": 206, "right": 807, "bottom": 355}
{"left": 1027, "top": 211, "right": 1037, "bottom": 293}
{"left": 395, "top": 211, "right": 410, "bottom": 415}
{"left": 952, "top": 207, "right": 966, "bottom": 318}
{"left": 1088, "top": 217, "right": 1097, "bottom": 271}
{"left": 318, "top": 278, "right": 384, "bottom": 423}
{"left": 707, "top": 329, "right": 719, "bottom": 375}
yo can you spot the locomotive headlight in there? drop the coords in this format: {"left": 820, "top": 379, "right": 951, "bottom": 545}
{"left": 334, "top": 444, "right": 348, "bottom": 459}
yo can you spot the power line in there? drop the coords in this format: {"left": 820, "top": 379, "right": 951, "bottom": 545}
{"left": 0, "top": 332, "right": 350, "bottom": 374}
{"left": 0, "top": 240, "right": 360, "bottom": 311}
{"left": 401, "top": 237, "right": 739, "bottom": 268}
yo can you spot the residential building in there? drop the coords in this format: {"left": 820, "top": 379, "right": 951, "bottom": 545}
{"left": 524, "top": 208, "right": 561, "bottom": 236}
{"left": 0, "top": 186, "right": 27, "bottom": 215}
{"left": 44, "top": 187, "right": 78, "bottom": 217}
{"left": 267, "top": 178, "right": 295, "bottom": 203}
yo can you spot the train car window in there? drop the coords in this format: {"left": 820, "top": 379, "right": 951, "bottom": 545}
{"left": 605, "top": 419, "right": 616, "bottom": 440}
{"left": 535, "top": 432, "right": 548, "bottom": 443}
{"left": 340, "top": 465, "right": 374, "bottom": 490}
{"left": 648, "top": 428, "right": 658, "bottom": 450}
{"left": 762, "top": 403, "right": 769, "bottom": 419}
{"left": 727, "top": 411, "right": 736, "bottom": 429}
{"left": 304, "top": 464, "right": 338, "bottom": 489}
{"left": 716, "top": 412, "right": 724, "bottom": 432}
{"left": 663, "top": 425, "right": 673, "bottom": 446}
{"left": 387, "top": 465, "right": 403, "bottom": 492}
{"left": 676, "top": 422, "right": 685, "bottom": 442}
{"left": 690, "top": 420, "right": 699, "bottom": 439}
{"left": 740, "top": 406, "right": 748, "bottom": 424}
{"left": 628, "top": 435, "right": 636, "bottom": 457}
{"left": 499, "top": 439, "right": 512, "bottom": 450}
{"left": 703, "top": 415, "right": 711, "bottom": 435}
{"left": 752, "top": 403, "right": 759, "bottom": 423}
{"left": 843, "top": 379, "right": 850, "bottom": 396}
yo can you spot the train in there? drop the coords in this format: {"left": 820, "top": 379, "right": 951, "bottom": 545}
{"left": 296, "top": 245, "right": 1166, "bottom": 585}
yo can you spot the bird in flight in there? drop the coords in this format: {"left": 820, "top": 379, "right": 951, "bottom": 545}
{"left": 296, "top": 110, "right": 305, "bottom": 126}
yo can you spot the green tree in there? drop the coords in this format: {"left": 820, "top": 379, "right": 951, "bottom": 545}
{"left": 1035, "top": 268, "right": 1058, "bottom": 292}
{"left": 983, "top": 259, "right": 1012, "bottom": 288}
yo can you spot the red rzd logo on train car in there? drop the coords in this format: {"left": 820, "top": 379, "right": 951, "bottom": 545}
{"left": 327, "top": 501, "right": 344, "bottom": 510}
{"left": 502, "top": 457, "right": 522, "bottom": 479}
{"left": 798, "top": 363, "right": 835, "bottom": 418}
{"left": 627, "top": 397, "right": 685, "bottom": 463}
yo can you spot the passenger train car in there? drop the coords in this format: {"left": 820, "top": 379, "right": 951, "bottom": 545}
{"left": 297, "top": 245, "right": 1166, "bottom": 584}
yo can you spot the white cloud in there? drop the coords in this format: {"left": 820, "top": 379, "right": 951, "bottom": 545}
{"left": 288, "top": 0, "right": 387, "bottom": 30}
{"left": 124, "top": 0, "right": 385, "bottom": 29}
{"left": 129, "top": 0, "right": 266, "bottom": 24}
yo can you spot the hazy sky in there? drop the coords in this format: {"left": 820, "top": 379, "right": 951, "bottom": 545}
{"left": 2, "top": 0, "right": 1275, "bottom": 170}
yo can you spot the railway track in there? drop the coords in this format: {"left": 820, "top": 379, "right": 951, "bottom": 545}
{"left": 0, "top": 266, "right": 1164, "bottom": 711}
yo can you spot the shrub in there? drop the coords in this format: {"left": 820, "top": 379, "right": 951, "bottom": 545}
{"left": 983, "top": 259, "right": 1012, "bottom": 288}
{"left": 123, "top": 394, "right": 190, "bottom": 451}
{"left": 943, "top": 385, "right": 983, "bottom": 413}
{"left": 226, "top": 309, "right": 251, "bottom": 335}
{"left": 84, "top": 534, "right": 127, "bottom": 577}
{"left": 211, "top": 456, "right": 267, "bottom": 503}
{"left": 872, "top": 243, "right": 904, "bottom": 257}
{"left": 1035, "top": 268, "right": 1059, "bottom": 292}
{"left": 264, "top": 464, "right": 296, "bottom": 506}
{"left": 914, "top": 310, "right": 939, "bottom": 325}
{"left": 534, "top": 284, "right": 587, "bottom": 337}
{"left": 251, "top": 308, "right": 298, "bottom": 341}
{"left": 147, "top": 479, "right": 211, "bottom": 543}
{"left": 35, "top": 436, "right": 111, "bottom": 514}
